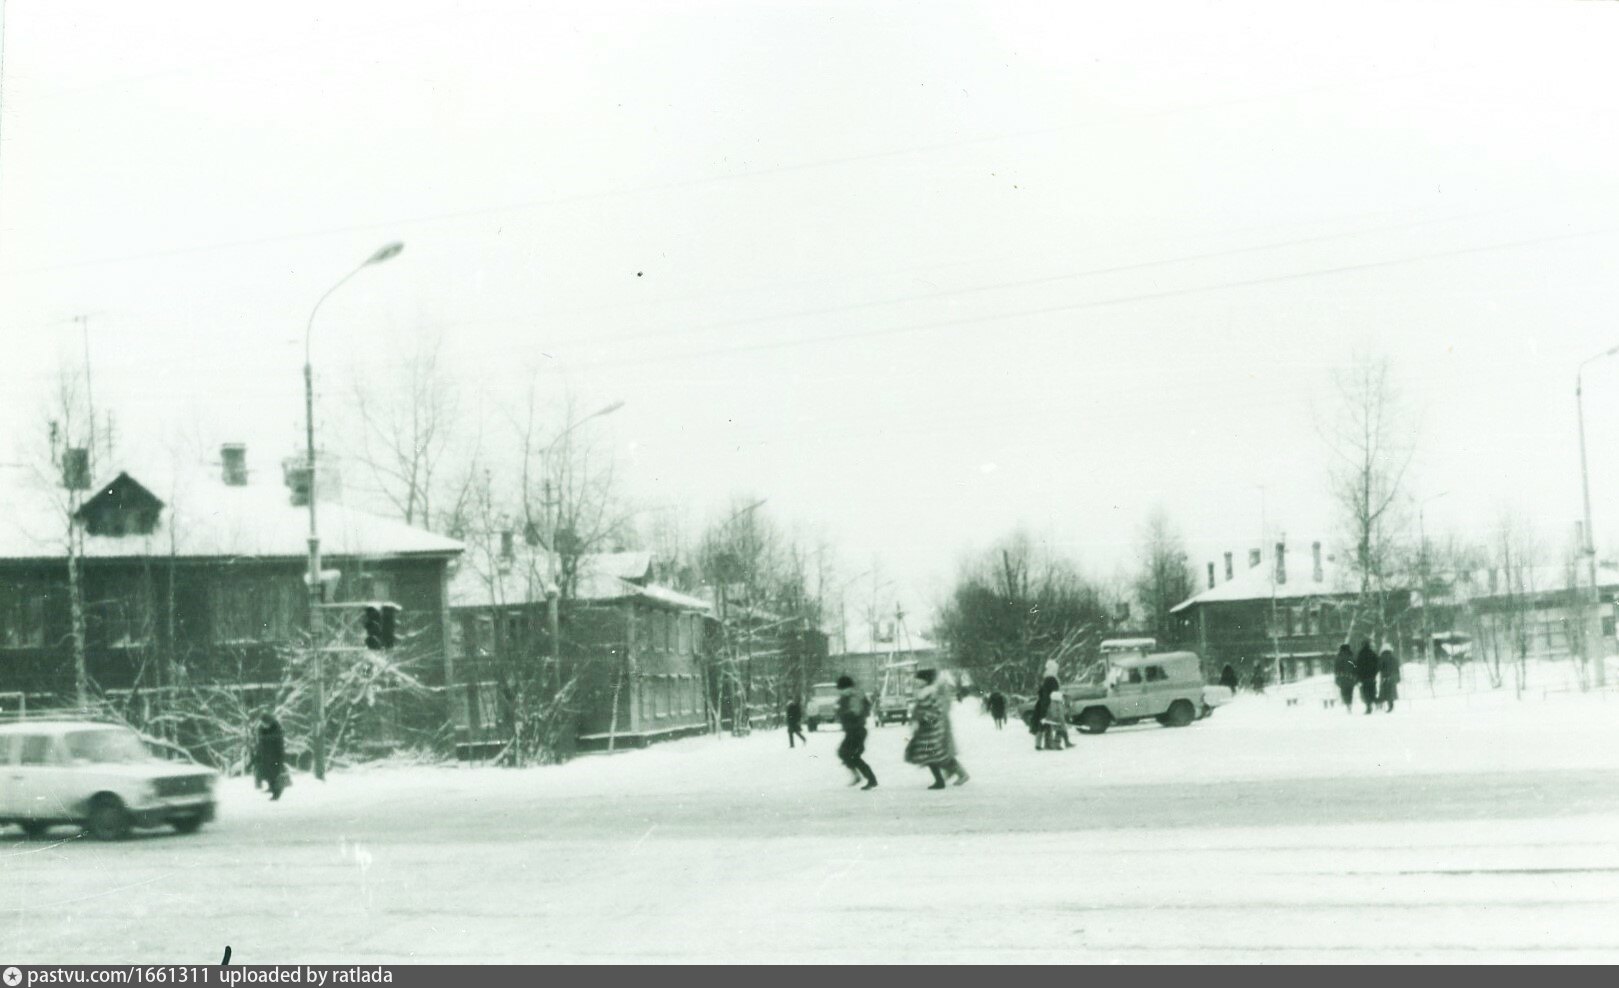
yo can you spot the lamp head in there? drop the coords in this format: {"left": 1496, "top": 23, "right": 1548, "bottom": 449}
{"left": 367, "top": 242, "right": 405, "bottom": 265}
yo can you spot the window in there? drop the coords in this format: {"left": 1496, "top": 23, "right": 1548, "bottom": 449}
{"left": 677, "top": 613, "right": 691, "bottom": 653}
{"left": 211, "top": 578, "right": 298, "bottom": 645}
{"left": 1144, "top": 665, "right": 1167, "bottom": 682}
{"left": 19, "top": 735, "right": 53, "bottom": 766}
{"left": 94, "top": 593, "right": 154, "bottom": 651}
{"left": 655, "top": 677, "right": 668, "bottom": 719}
{"left": 0, "top": 591, "right": 46, "bottom": 649}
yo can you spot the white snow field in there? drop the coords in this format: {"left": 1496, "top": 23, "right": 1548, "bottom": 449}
{"left": 4, "top": 678, "right": 1619, "bottom": 963}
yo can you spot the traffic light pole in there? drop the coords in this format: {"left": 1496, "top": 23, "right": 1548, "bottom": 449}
{"left": 305, "top": 360, "right": 327, "bottom": 782}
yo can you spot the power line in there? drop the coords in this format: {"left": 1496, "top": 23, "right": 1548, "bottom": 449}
{"left": 3, "top": 65, "right": 1446, "bottom": 276}
{"left": 575, "top": 224, "right": 1619, "bottom": 371}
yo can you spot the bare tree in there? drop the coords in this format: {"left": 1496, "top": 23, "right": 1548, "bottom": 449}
{"left": 346, "top": 331, "right": 472, "bottom": 531}
{"left": 1132, "top": 507, "right": 1197, "bottom": 642}
{"left": 937, "top": 531, "right": 1116, "bottom": 694}
{"left": 1324, "top": 352, "right": 1417, "bottom": 645}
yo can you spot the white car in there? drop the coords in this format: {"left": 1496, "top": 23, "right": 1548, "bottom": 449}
{"left": 0, "top": 721, "right": 218, "bottom": 840}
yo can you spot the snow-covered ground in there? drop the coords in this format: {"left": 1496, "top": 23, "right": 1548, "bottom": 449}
{"left": 4, "top": 684, "right": 1619, "bottom": 963}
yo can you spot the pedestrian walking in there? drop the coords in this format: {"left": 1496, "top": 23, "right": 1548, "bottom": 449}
{"left": 835, "top": 676, "right": 878, "bottom": 790}
{"left": 905, "top": 669, "right": 969, "bottom": 788}
{"left": 1378, "top": 645, "right": 1402, "bottom": 713}
{"left": 1333, "top": 644, "right": 1357, "bottom": 714}
{"left": 1219, "top": 664, "right": 1239, "bottom": 693}
{"left": 987, "top": 690, "right": 1007, "bottom": 730}
{"left": 252, "top": 712, "right": 287, "bottom": 801}
{"left": 785, "top": 698, "right": 807, "bottom": 748}
{"left": 1355, "top": 640, "right": 1380, "bottom": 715}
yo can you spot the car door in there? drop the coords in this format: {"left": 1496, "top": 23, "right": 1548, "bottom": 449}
{"left": 1141, "top": 664, "right": 1172, "bottom": 715}
{"left": 12, "top": 734, "right": 64, "bottom": 821}
{"left": 0, "top": 735, "right": 18, "bottom": 817}
{"left": 1110, "top": 666, "right": 1148, "bottom": 719}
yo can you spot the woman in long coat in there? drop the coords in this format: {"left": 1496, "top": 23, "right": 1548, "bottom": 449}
{"left": 1378, "top": 646, "right": 1402, "bottom": 713}
{"left": 1333, "top": 644, "right": 1357, "bottom": 714}
{"left": 905, "top": 669, "right": 969, "bottom": 789}
{"left": 254, "top": 713, "right": 287, "bottom": 801}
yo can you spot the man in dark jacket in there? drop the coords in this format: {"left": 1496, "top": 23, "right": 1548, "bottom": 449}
{"left": 1219, "top": 665, "right": 1239, "bottom": 692}
{"left": 835, "top": 676, "right": 877, "bottom": 790}
{"left": 785, "top": 698, "right": 807, "bottom": 748}
{"left": 987, "top": 691, "right": 1007, "bottom": 729}
{"left": 1333, "top": 644, "right": 1357, "bottom": 714}
{"left": 254, "top": 713, "right": 286, "bottom": 801}
{"left": 1355, "top": 640, "right": 1380, "bottom": 715}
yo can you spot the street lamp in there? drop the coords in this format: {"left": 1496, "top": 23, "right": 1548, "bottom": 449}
{"left": 304, "top": 241, "right": 405, "bottom": 781}
{"left": 1576, "top": 346, "right": 1619, "bottom": 689}
{"left": 540, "top": 400, "right": 626, "bottom": 678}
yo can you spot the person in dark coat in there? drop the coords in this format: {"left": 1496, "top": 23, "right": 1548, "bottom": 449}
{"left": 1378, "top": 646, "right": 1402, "bottom": 713}
{"left": 253, "top": 712, "right": 286, "bottom": 801}
{"left": 987, "top": 691, "right": 1007, "bottom": 730}
{"left": 1333, "top": 644, "right": 1357, "bottom": 714}
{"left": 785, "top": 698, "right": 807, "bottom": 748}
{"left": 1354, "top": 640, "right": 1380, "bottom": 715}
{"left": 1219, "top": 664, "right": 1239, "bottom": 692}
{"left": 1032, "top": 660, "right": 1060, "bottom": 749}
{"left": 835, "top": 676, "right": 877, "bottom": 790}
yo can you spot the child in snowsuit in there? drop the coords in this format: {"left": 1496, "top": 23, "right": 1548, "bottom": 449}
{"left": 1043, "top": 689, "right": 1071, "bottom": 750}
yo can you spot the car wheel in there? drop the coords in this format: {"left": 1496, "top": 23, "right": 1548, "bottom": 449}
{"left": 19, "top": 821, "right": 50, "bottom": 840}
{"left": 86, "top": 796, "right": 132, "bottom": 841}
{"left": 1077, "top": 708, "right": 1111, "bottom": 735}
{"left": 1163, "top": 700, "right": 1196, "bottom": 728}
{"left": 172, "top": 815, "right": 205, "bottom": 835}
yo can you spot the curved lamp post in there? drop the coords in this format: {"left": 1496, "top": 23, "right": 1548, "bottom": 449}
{"left": 305, "top": 241, "right": 405, "bottom": 781}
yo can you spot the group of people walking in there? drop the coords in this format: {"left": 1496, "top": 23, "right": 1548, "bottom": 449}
{"left": 1334, "top": 640, "right": 1401, "bottom": 714}
{"left": 787, "top": 669, "right": 970, "bottom": 791}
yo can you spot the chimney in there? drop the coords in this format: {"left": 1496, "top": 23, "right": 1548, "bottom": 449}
{"left": 1274, "top": 542, "right": 1287, "bottom": 585}
{"left": 221, "top": 444, "right": 248, "bottom": 486}
{"left": 1312, "top": 541, "right": 1323, "bottom": 582}
{"left": 1223, "top": 552, "right": 1234, "bottom": 582}
{"left": 1207, "top": 562, "right": 1216, "bottom": 589}
{"left": 62, "top": 447, "right": 91, "bottom": 490}
{"left": 1249, "top": 548, "right": 1262, "bottom": 569}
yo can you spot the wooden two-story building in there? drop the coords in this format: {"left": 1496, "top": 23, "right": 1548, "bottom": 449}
{"left": 448, "top": 548, "right": 719, "bottom": 755}
{"left": 0, "top": 446, "right": 463, "bottom": 753}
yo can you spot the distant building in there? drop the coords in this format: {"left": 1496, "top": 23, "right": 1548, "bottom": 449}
{"left": 1170, "top": 540, "right": 1404, "bottom": 684}
{"left": 825, "top": 618, "right": 939, "bottom": 695}
{"left": 448, "top": 549, "right": 717, "bottom": 755}
{"left": 1456, "top": 563, "right": 1619, "bottom": 670}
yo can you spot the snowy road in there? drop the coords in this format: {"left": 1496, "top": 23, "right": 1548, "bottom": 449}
{"left": 5, "top": 689, "right": 1619, "bottom": 963}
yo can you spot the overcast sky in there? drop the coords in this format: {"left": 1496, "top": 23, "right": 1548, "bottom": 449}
{"left": 4, "top": 0, "right": 1619, "bottom": 627}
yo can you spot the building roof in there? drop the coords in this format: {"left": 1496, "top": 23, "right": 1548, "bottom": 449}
{"left": 1171, "top": 544, "right": 1619, "bottom": 614}
{"left": 1171, "top": 542, "right": 1360, "bottom": 613}
{"left": 0, "top": 468, "right": 462, "bottom": 563}
{"left": 448, "top": 550, "right": 713, "bottom": 615}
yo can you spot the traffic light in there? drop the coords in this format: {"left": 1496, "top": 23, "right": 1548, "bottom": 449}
{"left": 363, "top": 604, "right": 401, "bottom": 650}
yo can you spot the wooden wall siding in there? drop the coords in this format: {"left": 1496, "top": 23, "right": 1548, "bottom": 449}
{"left": 0, "top": 556, "right": 452, "bottom": 698}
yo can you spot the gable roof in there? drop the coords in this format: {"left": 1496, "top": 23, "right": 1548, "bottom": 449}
{"left": 448, "top": 550, "right": 712, "bottom": 615}
{"left": 0, "top": 467, "right": 462, "bottom": 563}
{"left": 1171, "top": 542, "right": 1359, "bottom": 613}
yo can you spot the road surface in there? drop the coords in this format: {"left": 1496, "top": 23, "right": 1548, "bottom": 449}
{"left": 4, "top": 690, "right": 1619, "bottom": 962}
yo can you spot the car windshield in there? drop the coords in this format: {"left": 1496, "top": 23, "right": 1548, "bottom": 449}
{"left": 64, "top": 729, "right": 153, "bottom": 764}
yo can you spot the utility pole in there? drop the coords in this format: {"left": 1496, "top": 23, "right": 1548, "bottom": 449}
{"left": 1577, "top": 354, "right": 1613, "bottom": 689}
